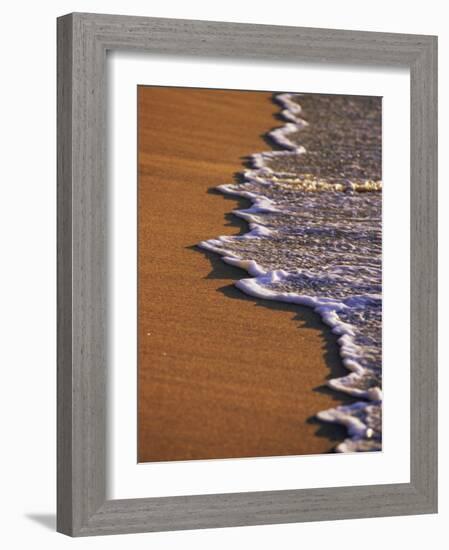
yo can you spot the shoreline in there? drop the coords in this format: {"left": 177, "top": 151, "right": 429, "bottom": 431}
{"left": 138, "top": 86, "right": 352, "bottom": 462}
{"left": 198, "top": 92, "right": 382, "bottom": 452}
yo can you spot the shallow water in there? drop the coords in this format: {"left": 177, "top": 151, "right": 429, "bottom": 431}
{"left": 199, "top": 92, "right": 382, "bottom": 452}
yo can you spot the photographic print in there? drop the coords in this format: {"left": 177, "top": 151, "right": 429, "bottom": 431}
{"left": 137, "top": 86, "right": 382, "bottom": 462}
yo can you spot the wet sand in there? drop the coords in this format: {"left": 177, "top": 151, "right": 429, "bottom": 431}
{"left": 138, "top": 86, "right": 352, "bottom": 462}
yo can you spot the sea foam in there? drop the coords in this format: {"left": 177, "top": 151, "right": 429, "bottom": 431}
{"left": 199, "top": 92, "right": 382, "bottom": 452}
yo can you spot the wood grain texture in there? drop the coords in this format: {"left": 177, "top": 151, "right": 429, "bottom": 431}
{"left": 57, "top": 14, "right": 73, "bottom": 536}
{"left": 57, "top": 12, "right": 438, "bottom": 536}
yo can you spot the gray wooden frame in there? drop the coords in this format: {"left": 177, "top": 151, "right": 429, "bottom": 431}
{"left": 57, "top": 12, "right": 438, "bottom": 537}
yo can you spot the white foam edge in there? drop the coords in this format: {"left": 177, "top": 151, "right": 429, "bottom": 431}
{"left": 235, "top": 276, "right": 382, "bottom": 397}
{"left": 199, "top": 91, "right": 383, "bottom": 444}
{"left": 204, "top": 176, "right": 383, "bottom": 398}
{"left": 268, "top": 121, "right": 309, "bottom": 151}
{"left": 216, "top": 183, "right": 280, "bottom": 214}
{"left": 250, "top": 148, "right": 306, "bottom": 170}
{"left": 317, "top": 401, "right": 381, "bottom": 453}
{"left": 275, "top": 92, "right": 304, "bottom": 121}
{"left": 198, "top": 235, "right": 381, "bottom": 403}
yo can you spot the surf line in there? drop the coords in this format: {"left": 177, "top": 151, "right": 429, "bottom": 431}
{"left": 199, "top": 93, "right": 382, "bottom": 452}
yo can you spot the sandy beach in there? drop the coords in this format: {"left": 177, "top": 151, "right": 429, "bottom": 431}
{"left": 138, "top": 86, "right": 353, "bottom": 462}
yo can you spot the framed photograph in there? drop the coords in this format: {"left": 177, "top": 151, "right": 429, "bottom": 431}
{"left": 57, "top": 12, "right": 437, "bottom": 536}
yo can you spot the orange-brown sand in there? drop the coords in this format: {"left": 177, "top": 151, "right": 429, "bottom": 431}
{"left": 138, "top": 86, "right": 352, "bottom": 462}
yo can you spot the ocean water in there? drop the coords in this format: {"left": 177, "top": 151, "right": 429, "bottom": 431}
{"left": 199, "top": 92, "right": 382, "bottom": 452}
